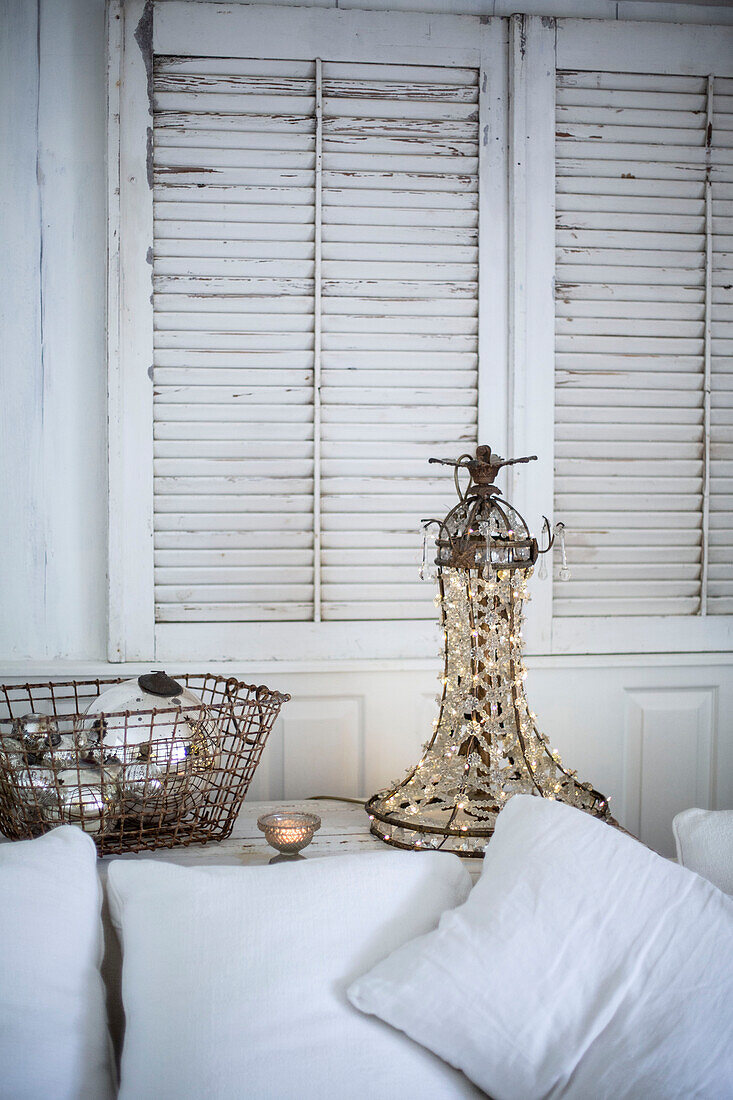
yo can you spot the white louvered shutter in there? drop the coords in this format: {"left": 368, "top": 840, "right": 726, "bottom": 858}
{"left": 151, "top": 55, "right": 479, "bottom": 626}
{"left": 710, "top": 76, "right": 733, "bottom": 615}
{"left": 553, "top": 71, "right": 709, "bottom": 618}
{"left": 152, "top": 58, "right": 317, "bottom": 623}
{"left": 319, "top": 61, "right": 479, "bottom": 620}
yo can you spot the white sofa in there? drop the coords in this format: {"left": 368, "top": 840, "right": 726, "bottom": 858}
{"left": 1, "top": 800, "right": 732, "bottom": 1100}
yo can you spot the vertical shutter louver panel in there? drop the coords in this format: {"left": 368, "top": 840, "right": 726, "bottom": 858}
{"left": 710, "top": 75, "right": 733, "bottom": 614}
{"left": 553, "top": 70, "right": 707, "bottom": 618}
{"left": 319, "top": 61, "right": 479, "bottom": 620}
{"left": 152, "top": 58, "right": 316, "bottom": 622}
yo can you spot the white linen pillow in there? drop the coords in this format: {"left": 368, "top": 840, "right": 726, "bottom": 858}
{"left": 673, "top": 807, "right": 733, "bottom": 895}
{"left": 348, "top": 795, "right": 733, "bottom": 1100}
{"left": 0, "top": 825, "right": 116, "bottom": 1100}
{"left": 107, "top": 850, "right": 482, "bottom": 1100}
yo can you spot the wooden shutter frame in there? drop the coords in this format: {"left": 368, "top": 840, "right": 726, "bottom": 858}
{"left": 514, "top": 16, "right": 733, "bottom": 655}
{"left": 110, "top": 6, "right": 732, "bottom": 661}
{"left": 107, "top": 2, "right": 507, "bottom": 663}
{"left": 108, "top": 0, "right": 155, "bottom": 661}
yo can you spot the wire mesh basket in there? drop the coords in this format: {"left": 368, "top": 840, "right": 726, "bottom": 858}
{"left": 0, "top": 674, "right": 289, "bottom": 856}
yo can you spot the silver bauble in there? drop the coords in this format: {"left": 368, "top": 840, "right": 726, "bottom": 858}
{"left": 118, "top": 761, "right": 164, "bottom": 817}
{"left": 12, "top": 714, "right": 60, "bottom": 763}
{"left": 44, "top": 733, "right": 80, "bottom": 771}
{"left": 10, "top": 765, "right": 59, "bottom": 822}
{"left": 54, "top": 768, "right": 115, "bottom": 834}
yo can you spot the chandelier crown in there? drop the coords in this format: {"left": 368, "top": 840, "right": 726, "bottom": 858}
{"left": 425, "top": 445, "right": 545, "bottom": 573}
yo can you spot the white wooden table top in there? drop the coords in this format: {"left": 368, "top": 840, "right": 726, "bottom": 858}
{"left": 98, "top": 798, "right": 484, "bottom": 881}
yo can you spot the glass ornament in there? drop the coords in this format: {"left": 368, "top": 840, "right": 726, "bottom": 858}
{"left": 82, "top": 672, "right": 221, "bottom": 819}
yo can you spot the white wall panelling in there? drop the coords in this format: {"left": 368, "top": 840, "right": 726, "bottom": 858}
{"left": 1, "top": 0, "right": 107, "bottom": 662}
{"left": 624, "top": 687, "right": 716, "bottom": 856}
{"left": 108, "top": 0, "right": 156, "bottom": 660}
{"left": 282, "top": 696, "right": 364, "bottom": 800}
{"left": 1, "top": 0, "right": 44, "bottom": 659}
{"left": 248, "top": 695, "right": 364, "bottom": 801}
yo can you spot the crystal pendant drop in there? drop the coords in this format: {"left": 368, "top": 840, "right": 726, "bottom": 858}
{"left": 419, "top": 525, "right": 429, "bottom": 580}
{"left": 555, "top": 521, "right": 571, "bottom": 582}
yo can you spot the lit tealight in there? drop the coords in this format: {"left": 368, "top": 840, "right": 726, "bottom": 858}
{"left": 257, "top": 812, "right": 321, "bottom": 863}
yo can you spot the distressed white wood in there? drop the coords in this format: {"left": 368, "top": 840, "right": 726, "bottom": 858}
{"left": 1, "top": 0, "right": 108, "bottom": 663}
{"left": 89, "top": 799, "right": 486, "bottom": 881}
{"left": 109, "top": 0, "right": 155, "bottom": 660}
{"left": 624, "top": 687, "right": 715, "bottom": 856}
{"left": 553, "top": 614, "right": 733, "bottom": 653}
{"left": 551, "top": 43, "right": 733, "bottom": 639}
{"left": 313, "top": 59, "right": 324, "bottom": 622}
{"left": 553, "top": 65, "right": 708, "bottom": 625}
{"left": 477, "top": 17, "right": 509, "bottom": 455}
{"left": 701, "top": 76, "right": 714, "bottom": 615}
{"left": 107, "top": 0, "right": 123, "bottom": 642}
{"left": 155, "top": 4, "right": 492, "bottom": 67}
{"left": 149, "top": 0, "right": 733, "bottom": 25}
{"left": 151, "top": 56, "right": 317, "bottom": 625}
{"left": 109, "top": 7, "right": 733, "bottom": 658}
{"left": 319, "top": 58, "right": 480, "bottom": 622}
{"left": 145, "top": 31, "right": 495, "bottom": 636}
{"left": 156, "top": 619, "right": 441, "bottom": 661}
{"left": 0, "top": 0, "right": 45, "bottom": 659}
{"left": 547, "top": 29, "right": 731, "bottom": 646}
{"left": 508, "top": 15, "right": 557, "bottom": 653}
{"left": 617, "top": 3, "right": 733, "bottom": 25}
{"left": 557, "top": 19, "right": 733, "bottom": 75}
{"left": 35, "top": 0, "right": 108, "bottom": 660}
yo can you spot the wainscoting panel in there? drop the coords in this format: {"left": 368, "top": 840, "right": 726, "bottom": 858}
{"left": 283, "top": 696, "right": 364, "bottom": 800}
{"left": 624, "top": 688, "right": 716, "bottom": 857}
{"left": 249, "top": 695, "right": 365, "bottom": 802}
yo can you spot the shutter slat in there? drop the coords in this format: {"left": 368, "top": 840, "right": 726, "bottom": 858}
{"left": 156, "top": 604, "right": 315, "bottom": 622}
{"left": 554, "top": 599, "right": 700, "bottom": 617}
{"left": 155, "top": 529, "right": 314, "bottom": 549}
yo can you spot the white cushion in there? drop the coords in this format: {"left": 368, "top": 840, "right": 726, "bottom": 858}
{"left": 107, "top": 850, "right": 481, "bottom": 1100}
{"left": 348, "top": 795, "right": 733, "bottom": 1100}
{"left": 673, "top": 807, "right": 733, "bottom": 895}
{"left": 0, "top": 826, "right": 116, "bottom": 1100}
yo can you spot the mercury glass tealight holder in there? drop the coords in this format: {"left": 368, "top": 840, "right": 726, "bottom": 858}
{"left": 257, "top": 812, "right": 321, "bottom": 863}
